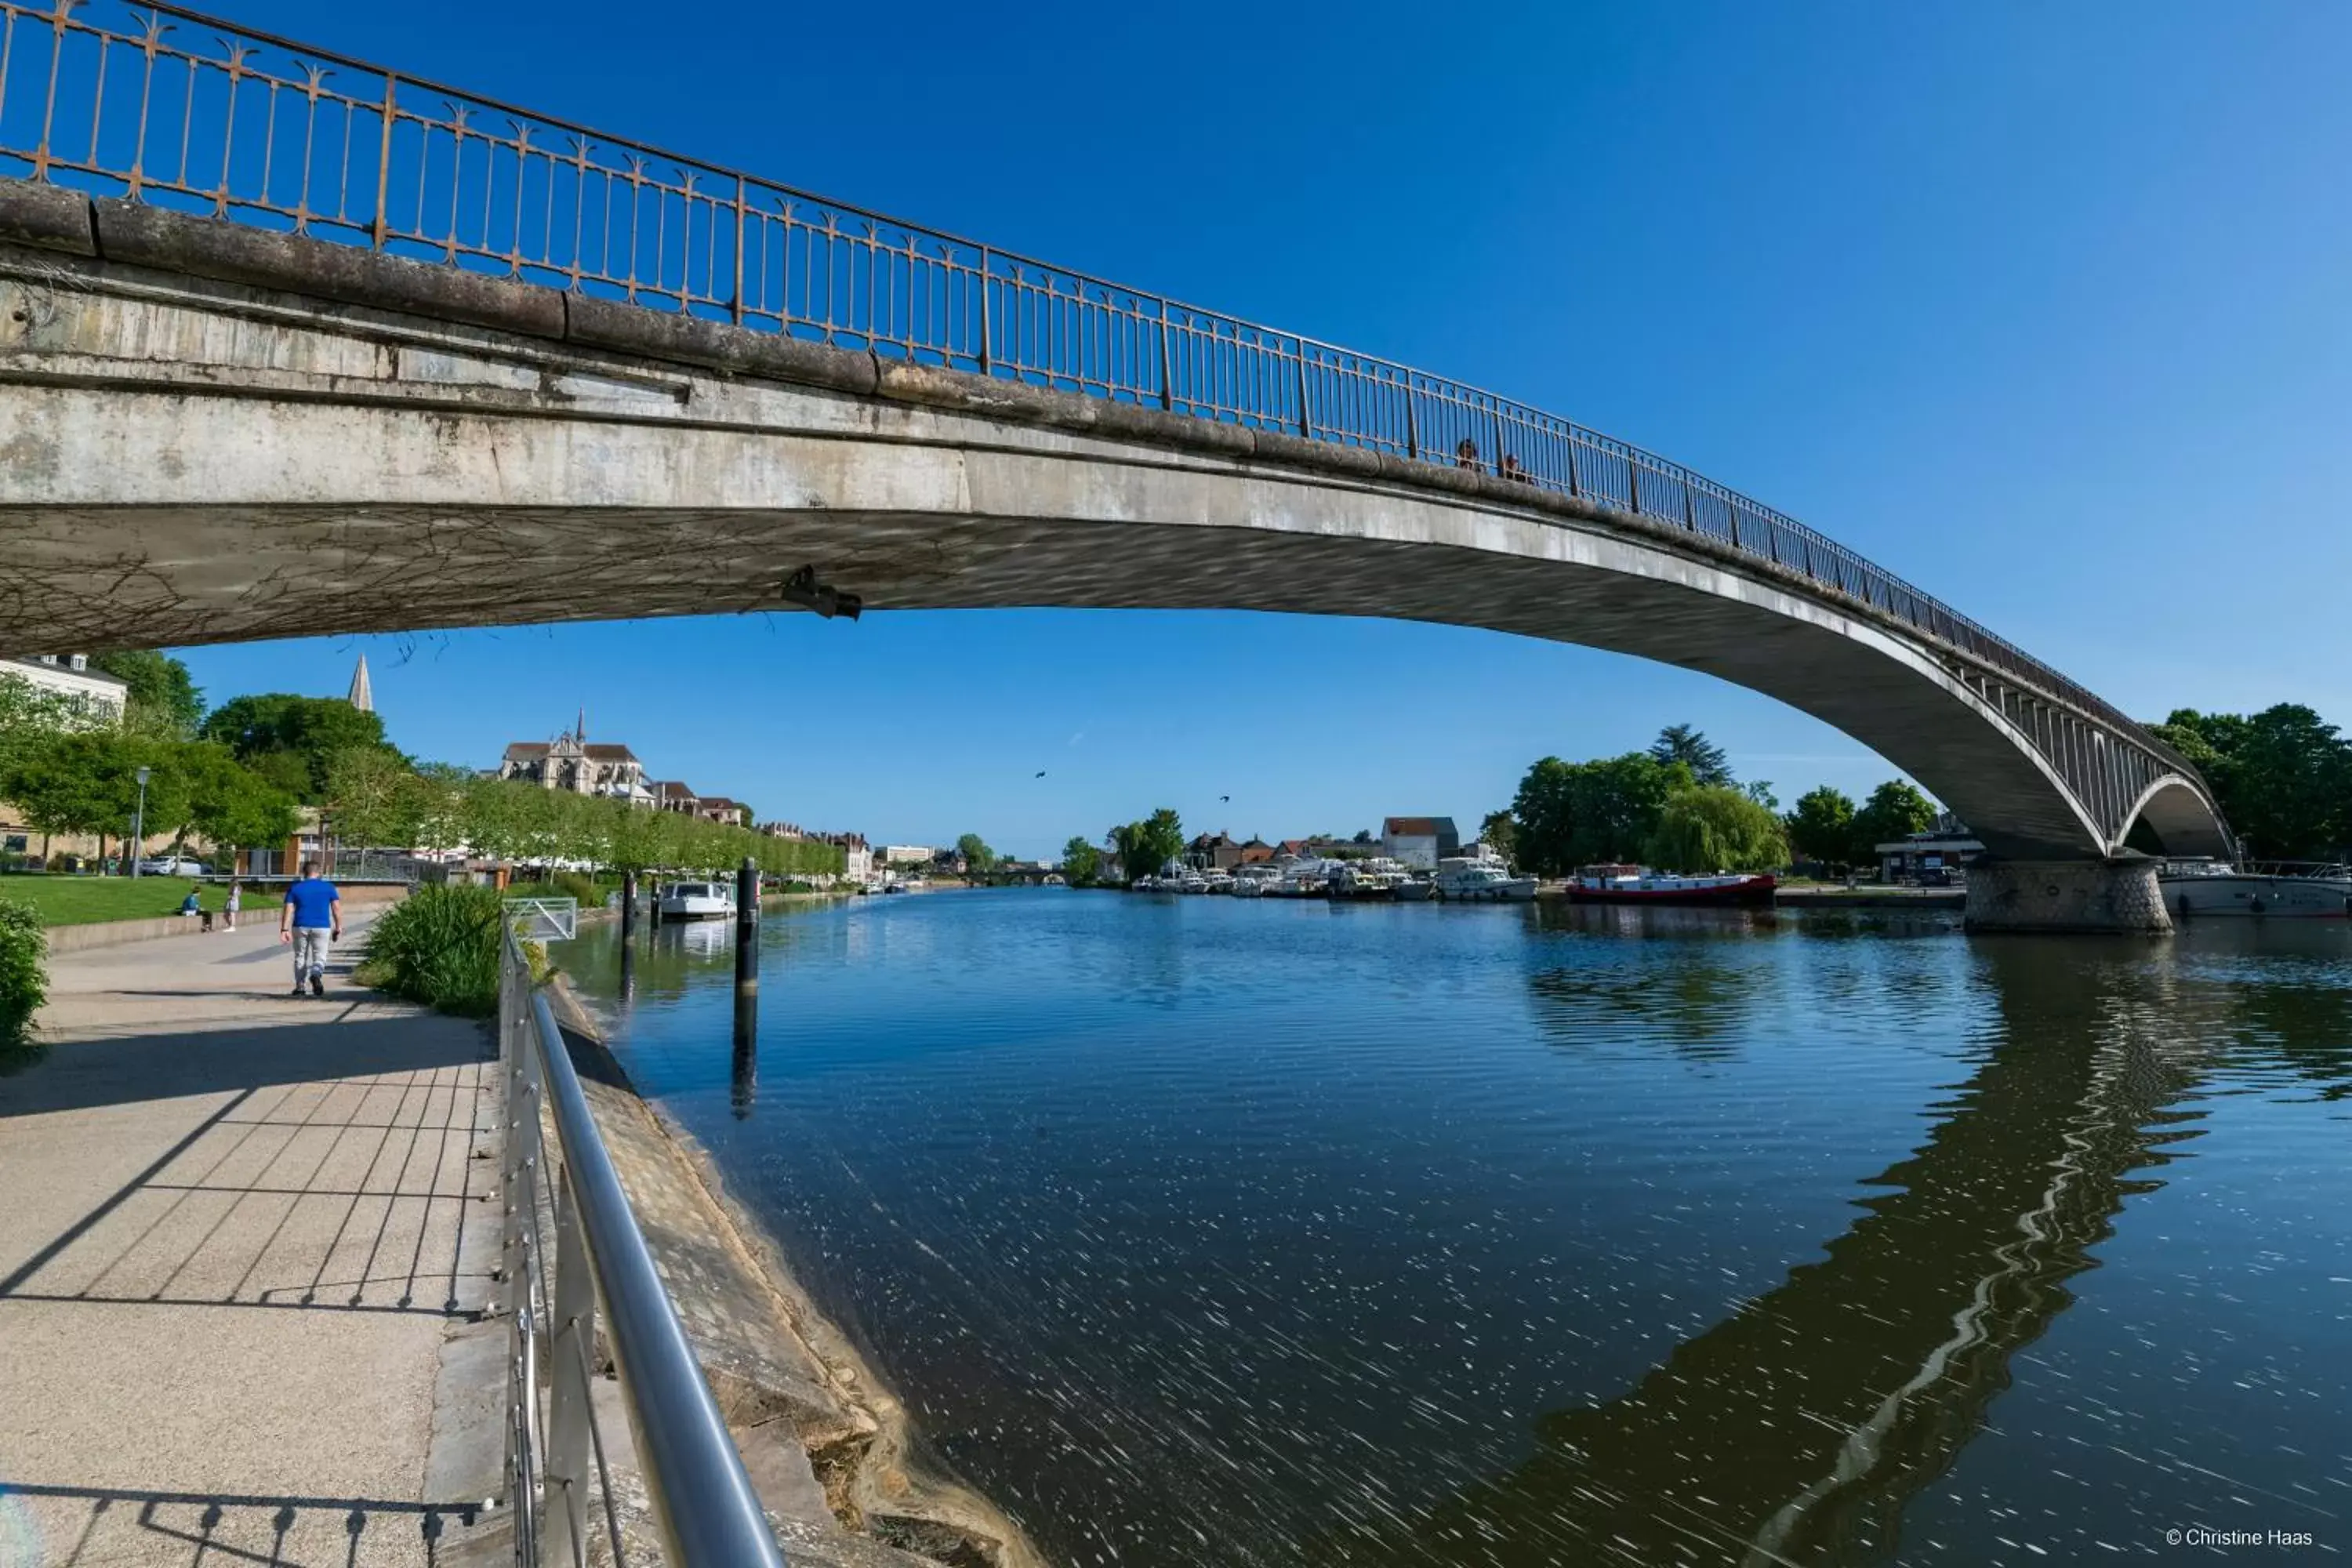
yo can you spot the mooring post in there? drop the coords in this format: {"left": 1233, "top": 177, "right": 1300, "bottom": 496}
{"left": 735, "top": 856, "right": 760, "bottom": 998}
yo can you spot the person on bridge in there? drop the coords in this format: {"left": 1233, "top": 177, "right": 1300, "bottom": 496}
{"left": 278, "top": 862, "right": 342, "bottom": 997}
{"left": 1454, "top": 437, "right": 1483, "bottom": 474}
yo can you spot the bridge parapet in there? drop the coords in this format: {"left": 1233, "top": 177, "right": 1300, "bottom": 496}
{"left": 0, "top": 0, "right": 2224, "bottom": 863}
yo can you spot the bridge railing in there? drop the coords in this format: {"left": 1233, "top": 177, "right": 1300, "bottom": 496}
{"left": 496, "top": 903, "right": 786, "bottom": 1566}
{"left": 0, "top": 0, "right": 2185, "bottom": 772}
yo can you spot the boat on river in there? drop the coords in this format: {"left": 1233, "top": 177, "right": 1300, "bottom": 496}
{"left": 2158, "top": 860, "right": 2352, "bottom": 919}
{"left": 1566, "top": 864, "right": 1775, "bottom": 906}
{"left": 656, "top": 880, "right": 736, "bottom": 920}
{"left": 1433, "top": 850, "right": 1538, "bottom": 902}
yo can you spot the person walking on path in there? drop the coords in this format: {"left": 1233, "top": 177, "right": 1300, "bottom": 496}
{"left": 278, "top": 862, "right": 342, "bottom": 997}
{"left": 223, "top": 880, "right": 241, "bottom": 932}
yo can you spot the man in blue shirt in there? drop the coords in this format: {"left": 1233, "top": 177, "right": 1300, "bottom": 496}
{"left": 278, "top": 861, "right": 342, "bottom": 997}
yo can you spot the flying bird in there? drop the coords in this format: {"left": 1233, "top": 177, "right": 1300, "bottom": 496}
{"left": 1035, "top": 771, "right": 1047, "bottom": 779}
{"left": 1220, "top": 794, "right": 1230, "bottom": 803}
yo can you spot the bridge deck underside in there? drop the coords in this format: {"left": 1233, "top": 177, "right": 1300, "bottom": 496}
{"left": 10, "top": 498, "right": 2097, "bottom": 859}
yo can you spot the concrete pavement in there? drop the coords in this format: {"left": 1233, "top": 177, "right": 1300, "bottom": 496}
{"left": 0, "top": 915, "right": 507, "bottom": 1566}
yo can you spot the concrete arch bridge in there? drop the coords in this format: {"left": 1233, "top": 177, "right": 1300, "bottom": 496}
{"left": 0, "top": 0, "right": 2226, "bottom": 928}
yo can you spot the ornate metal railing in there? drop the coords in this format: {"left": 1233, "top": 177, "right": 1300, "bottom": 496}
{"left": 0, "top": 0, "right": 2191, "bottom": 786}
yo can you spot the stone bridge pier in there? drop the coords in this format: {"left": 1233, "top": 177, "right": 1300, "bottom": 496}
{"left": 1962, "top": 858, "right": 2170, "bottom": 935}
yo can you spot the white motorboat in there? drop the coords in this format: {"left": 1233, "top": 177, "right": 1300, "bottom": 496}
{"left": 657, "top": 880, "right": 736, "bottom": 920}
{"left": 2159, "top": 861, "right": 2352, "bottom": 920}
{"left": 1231, "top": 875, "right": 1268, "bottom": 898}
{"left": 1178, "top": 873, "right": 1210, "bottom": 895}
{"left": 1432, "top": 847, "right": 1538, "bottom": 902}
{"left": 1394, "top": 877, "right": 1435, "bottom": 902}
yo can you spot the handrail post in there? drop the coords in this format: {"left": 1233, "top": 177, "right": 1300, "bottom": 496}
{"left": 1157, "top": 299, "right": 1174, "bottom": 411}
{"left": 977, "top": 245, "right": 993, "bottom": 375}
{"left": 1295, "top": 345, "right": 1312, "bottom": 437}
{"left": 731, "top": 176, "right": 747, "bottom": 325}
{"left": 372, "top": 72, "right": 397, "bottom": 249}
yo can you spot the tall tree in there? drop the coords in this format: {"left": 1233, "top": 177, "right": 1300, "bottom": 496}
{"left": 1649, "top": 724, "right": 1734, "bottom": 788}
{"left": 1646, "top": 786, "right": 1788, "bottom": 873}
{"left": 956, "top": 833, "right": 998, "bottom": 873}
{"left": 1060, "top": 836, "right": 1102, "bottom": 886}
{"left": 1, "top": 732, "right": 190, "bottom": 866}
{"left": 200, "top": 694, "right": 395, "bottom": 803}
{"left": 91, "top": 651, "right": 205, "bottom": 739}
{"left": 1784, "top": 786, "right": 1857, "bottom": 869}
{"left": 1112, "top": 809, "right": 1185, "bottom": 884}
{"left": 2154, "top": 706, "right": 2350, "bottom": 861}
{"left": 173, "top": 742, "right": 299, "bottom": 861}
{"left": 1848, "top": 780, "right": 1939, "bottom": 869}
{"left": 1512, "top": 753, "right": 1695, "bottom": 877}
{"left": 1479, "top": 809, "right": 1519, "bottom": 867}
{"left": 323, "top": 745, "right": 418, "bottom": 852}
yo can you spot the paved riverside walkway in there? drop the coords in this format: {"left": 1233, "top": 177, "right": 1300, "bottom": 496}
{"left": 0, "top": 914, "right": 508, "bottom": 1566}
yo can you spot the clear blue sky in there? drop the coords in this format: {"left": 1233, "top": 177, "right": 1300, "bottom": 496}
{"left": 173, "top": 2, "right": 2350, "bottom": 859}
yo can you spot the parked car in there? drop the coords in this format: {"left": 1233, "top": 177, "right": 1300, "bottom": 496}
{"left": 136, "top": 856, "right": 210, "bottom": 876}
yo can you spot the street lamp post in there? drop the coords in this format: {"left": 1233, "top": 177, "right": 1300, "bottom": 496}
{"left": 130, "top": 765, "right": 151, "bottom": 878}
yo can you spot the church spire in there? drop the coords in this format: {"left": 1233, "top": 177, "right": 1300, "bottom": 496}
{"left": 347, "top": 654, "right": 373, "bottom": 713}
{"left": 577, "top": 705, "right": 586, "bottom": 743}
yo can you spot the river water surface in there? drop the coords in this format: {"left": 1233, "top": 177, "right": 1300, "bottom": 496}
{"left": 559, "top": 891, "right": 2350, "bottom": 1566}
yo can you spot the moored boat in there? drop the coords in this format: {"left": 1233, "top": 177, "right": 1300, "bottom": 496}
{"left": 1565, "top": 864, "right": 1775, "bottom": 906}
{"left": 2158, "top": 860, "right": 2352, "bottom": 919}
{"left": 656, "top": 880, "right": 737, "bottom": 920}
{"left": 1432, "top": 848, "right": 1538, "bottom": 902}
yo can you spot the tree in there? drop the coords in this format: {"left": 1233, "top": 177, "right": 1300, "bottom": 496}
{"left": 1061, "top": 835, "right": 1102, "bottom": 886}
{"left": 200, "top": 694, "right": 395, "bottom": 803}
{"left": 1511, "top": 752, "right": 1694, "bottom": 877}
{"left": 2154, "top": 706, "right": 2350, "bottom": 861}
{"left": 1646, "top": 786, "right": 1788, "bottom": 873}
{"left": 1112, "top": 808, "right": 1185, "bottom": 885}
{"left": 1742, "top": 779, "right": 1778, "bottom": 811}
{"left": 1849, "top": 779, "right": 1939, "bottom": 872}
{"left": 172, "top": 742, "right": 299, "bottom": 860}
{"left": 1352, "top": 829, "right": 1375, "bottom": 844}
{"left": 1649, "top": 724, "right": 1733, "bottom": 788}
{"left": 91, "top": 651, "right": 204, "bottom": 739}
{"left": 956, "top": 833, "right": 998, "bottom": 873}
{"left": 1479, "top": 809, "right": 1518, "bottom": 867}
{"left": 404, "top": 764, "right": 474, "bottom": 858}
{"left": 324, "top": 745, "right": 418, "bottom": 853}
{"left": 0, "top": 731, "right": 189, "bottom": 866}
{"left": 1784, "top": 786, "right": 1857, "bottom": 869}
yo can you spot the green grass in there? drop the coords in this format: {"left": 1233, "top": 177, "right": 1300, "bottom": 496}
{"left": 0, "top": 873, "right": 234, "bottom": 927}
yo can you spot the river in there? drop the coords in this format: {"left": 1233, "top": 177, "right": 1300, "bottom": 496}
{"left": 557, "top": 891, "right": 2350, "bottom": 1566}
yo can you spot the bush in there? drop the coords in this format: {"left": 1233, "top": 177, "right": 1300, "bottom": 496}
{"left": 358, "top": 885, "right": 506, "bottom": 1018}
{"left": 0, "top": 898, "right": 48, "bottom": 1047}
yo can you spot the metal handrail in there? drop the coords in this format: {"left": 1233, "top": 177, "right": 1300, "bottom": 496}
{"left": 0, "top": 0, "right": 2190, "bottom": 779}
{"left": 499, "top": 916, "right": 785, "bottom": 1567}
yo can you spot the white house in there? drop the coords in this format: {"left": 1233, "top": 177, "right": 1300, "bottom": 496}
{"left": 1381, "top": 815, "right": 1461, "bottom": 869}
{"left": 0, "top": 654, "right": 127, "bottom": 726}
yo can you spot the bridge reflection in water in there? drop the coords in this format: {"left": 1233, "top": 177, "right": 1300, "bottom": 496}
{"left": 1318, "top": 929, "right": 2304, "bottom": 1568}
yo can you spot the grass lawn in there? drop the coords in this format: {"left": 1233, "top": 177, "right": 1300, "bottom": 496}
{"left": 0, "top": 873, "right": 231, "bottom": 927}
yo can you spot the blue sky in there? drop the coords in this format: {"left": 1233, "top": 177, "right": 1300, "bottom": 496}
{"left": 171, "top": 2, "right": 2350, "bottom": 859}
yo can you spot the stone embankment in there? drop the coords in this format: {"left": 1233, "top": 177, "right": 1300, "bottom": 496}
{"left": 543, "top": 978, "right": 1044, "bottom": 1568}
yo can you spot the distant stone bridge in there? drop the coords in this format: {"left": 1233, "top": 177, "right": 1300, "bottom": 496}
{"left": 0, "top": 1, "right": 2228, "bottom": 927}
